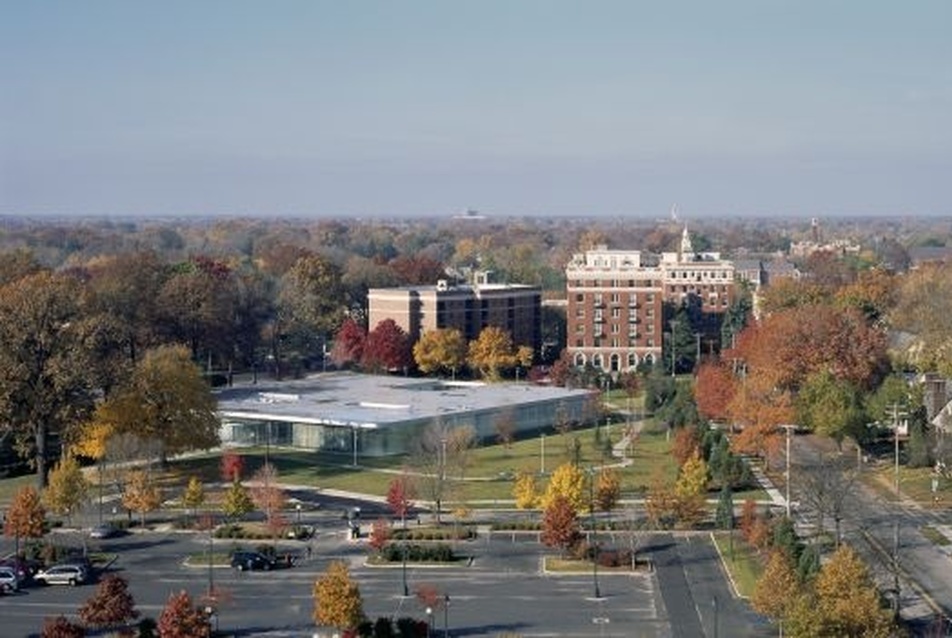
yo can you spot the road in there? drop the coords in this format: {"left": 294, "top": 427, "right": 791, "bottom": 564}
{"left": 1, "top": 499, "right": 772, "bottom": 637}
{"left": 790, "top": 435, "right": 952, "bottom": 635}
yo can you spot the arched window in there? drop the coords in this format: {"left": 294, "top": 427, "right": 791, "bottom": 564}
{"left": 627, "top": 353, "right": 638, "bottom": 370}
{"left": 574, "top": 352, "right": 586, "bottom": 367}
{"left": 610, "top": 353, "right": 621, "bottom": 372}
{"left": 593, "top": 353, "right": 604, "bottom": 370}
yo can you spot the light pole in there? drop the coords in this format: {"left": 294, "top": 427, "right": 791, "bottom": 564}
{"left": 540, "top": 433, "right": 546, "bottom": 475}
{"left": 443, "top": 594, "right": 450, "bottom": 637}
{"left": 426, "top": 606, "right": 433, "bottom": 638}
{"left": 401, "top": 540, "right": 409, "bottom": 596}
{"left": 588, "top": 468, "right": 601, "bottom": 599}
{"left": 352, "top": 427, "right": 359, "bottom": 468}
{"left": 668, "top": 319, "right": 679, "bottom": 377}
{"left": 295, "top": 503, "right": 302, "bottom": 525}
{"left": 779, "top": 425, "right": 797, "bottom": 519}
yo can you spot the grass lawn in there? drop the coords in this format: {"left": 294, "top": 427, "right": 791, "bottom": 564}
{"left": 711, "top": 531, "right": 763, "bottom": 599}
{"left": 863, "top": 463, "right": 950, "bottom": 511}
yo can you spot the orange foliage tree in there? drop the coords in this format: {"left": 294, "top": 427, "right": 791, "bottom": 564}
{"left": 694, "top": 362, "right": 736, "bottom": 422}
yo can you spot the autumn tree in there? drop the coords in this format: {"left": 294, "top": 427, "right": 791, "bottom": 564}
{"left": 123, "top": 470, "right": 162, "bottom": 526}
{"left": 413, "top": 328, "right": 468, "bottom": 377}
{"left": 513, "top": 471, "right": 538, "bottom": 510}
{"left": 4, "top": 485, "right": 46, "bottom": 553}
{"left": 40, "top": 616, "right": 84, "bottom": 638}
{"left": 671, "top": 427, "right": 701, "bottom": 466}
{"left": 694, "top": 362, "right": 736, "bottom": 422}
{"left": 313, "top": 560, "right": 364, "bottom": 631}
{"left": 673, "top": 451, "right": 708, "bottom": 527}
{"left": 386, "top": 474, "right": 415, "bottom": 526}
{"left": 220, "top": 451, "right": 245, "bottom": 482}
{"left": 85, "top": 344, "right": 220, "bottom": 462}
{"left": 539, "top": 462, "right": 586, "bottom": 511}
{"left": 751, "top": 549, "right": 801, "bottom": 621}
{"left": 368, "top": 518, "right": 391, "bottom": 553}
{"left": 0, "top": 271, "right": 101, "bottom": 487}
{"left": 43, "top": 455, "right": 89, "bottom": 524}
{"left": 540, "top": 494, "right": 581, "bottom": 557}
{"left": 595, "top": 468, "right": 621, "bottom": 512}
{"left": 493, "top": 409, "right": 517, "bottom": 449}
{"left": 78, "top": 573, "right": 140, "bottom": 630}
{"left": 222, "top": 478, "right": 254, "bottom": 521}
{"left": 445, "top": 424, "right": 477, "bottom": 480}
{"left": 812, "top": 545, "right": 895, "bottom": 638}
{"left": 361, "top": 318, "right": 412, "bottom": 373}
{"left": 330, "top": 317, "right": 367, "bottom": 368}
{"left": 468, "top": 326, "right": 518, "bottom": 381}
{"left": 157, "top": 590, "right": 211, "bottom": 638}
{"left": 181, "top": 476, "right": 206, "bottom": 523}
{"left": 251, "top": 463, "right": 287, "bottom": 530}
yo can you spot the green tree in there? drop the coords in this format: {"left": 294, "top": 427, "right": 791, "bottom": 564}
{"left": 796, "top": 370, "right": 864, "bottom": 443}
{"left": 43, "top": 455, "right": 89, "bottom": 524}
{"left": 222, "top": 479, "right": 254, "bottom": 521}
{"left": 714, "top": 485, "right": 734, "bottom": 530}
{"left": 157, "top": 590, "right": 210, "bottom": 638}
{"left": 413, "top": 328, "right": 468, "bottom": 377}
{"left": 313, "top": 560, "right": 364, "bottom": 631}
{"left": 467, "top": 326, "right": 517, "bottom": 381}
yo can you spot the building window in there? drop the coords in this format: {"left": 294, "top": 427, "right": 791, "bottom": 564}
{"left": 576, "top": 307, "right": 585, "bottom": 318}
{"left": 611, "top": 338, "right": 619, "bottom": 348}
{"left": 575, "top": 323, "right": 585, "bottom": 334}
{"left": 575, "top": 338, "right": 583, "bottom": 348}
{"left": 628, "top": 353, "right": 637, "bottom": 368}
{"left": 611, "top": 323, "right": 620, "bottom": 334}
{"left": 611, "top": 293, "right": 620, "bottom": 303}
{"left": 594, "top": 293, "right": 603, "bottom": 306}
{"left": 576, "top": 293, "right": 584, "bottom": 302}
{"left": 647, "top": 338, "right": 655, "bottom": 347}
{"left": 611, "top": 307, "right": 620, "bottom": 318}
{"left": 594, "top": 337, "right": 602, "bottom": 348}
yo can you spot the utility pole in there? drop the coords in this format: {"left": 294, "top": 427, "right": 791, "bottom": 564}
{"left": 779, "top": 425, "right": 797, "bottom": 519}
{"left": 888, "top": 402, "right": 906, "bottom": 622}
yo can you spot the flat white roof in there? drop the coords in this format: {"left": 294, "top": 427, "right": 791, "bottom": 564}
{"left": 216, "top": 372, "right": 593, "bottom": 429}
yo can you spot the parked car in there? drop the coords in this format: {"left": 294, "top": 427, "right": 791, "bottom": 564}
{"left": 89, "top": 523, "right": 123, "bottom": 539}
{"left": 0, "top": 557, "right": 38, "bottom": 582}
{"left": 230, "top": 551, "right": 277, "bottom": 572}
{"left": 34, "top": 564, "right": 88, "bottom": 587}
{"left": 0, "top": 566, "right": 19, "bottom": 593}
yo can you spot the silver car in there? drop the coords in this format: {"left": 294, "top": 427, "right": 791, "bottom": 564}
{"left": 0, "top": 567, "right": 18, "bottom": 593}
{"left": 34, "top": 564, "right": 88, "bottom": 587}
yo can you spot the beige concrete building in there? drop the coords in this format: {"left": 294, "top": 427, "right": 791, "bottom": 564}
{"left": 368, "top": 274, "right": 542, "bottom": 354}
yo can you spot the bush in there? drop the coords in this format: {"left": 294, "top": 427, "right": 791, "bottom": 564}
{"left": 380, "top": 543, "right": 458, "bottom": 563}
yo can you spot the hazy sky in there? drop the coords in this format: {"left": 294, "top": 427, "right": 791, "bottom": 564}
{"left": 2, "top": 1, "right": 950, "bottom": 218}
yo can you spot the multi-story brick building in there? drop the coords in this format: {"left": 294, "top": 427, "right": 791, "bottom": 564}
{"left": 367, "top": 272, "right": 542, "bottom": 354}
{"left": 565, "top": 227, "right": 735, "bottom": 372}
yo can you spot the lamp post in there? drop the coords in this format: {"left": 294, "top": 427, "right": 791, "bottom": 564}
{"left": 778, "top": 425, "right": 797, "bottom": 519}
{"left": 352, "top": 427, "right": 359, "bottom": 468}
{"left": 668, "top": 319, "right": 680, "bottom": 377}
{"left": 443, "top": 594, "right": 450, "bottom": 637}
{"left": 295, "top": 503, "right": 302, "bottom": 525}
{"left": 540, "top": 433, "right": 546, "bottom": 475}
{"left": 589, "top": 468, "right": 601, "bottom": 599}
{"left": 425, "top": 607, "right": 433, "bottom": 638}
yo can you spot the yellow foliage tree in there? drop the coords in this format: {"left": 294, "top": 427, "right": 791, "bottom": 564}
{"left": 313, "top": 560, "right": 364, "bottom": 630}
{"left": 43, "top": 455, "right": 89, "bottom": 522}
{"left": 512, "top": 471, "right": 538, "bottom": 509}
{"left": 413, "top": 328, "right": 468, "bottom": 377}
{"left": 813, "top": 545, "right": 895, "bottom": 638}
{"left": 467, "top": 326, "right": 518, "bottom": 381}
{"left": 595, "top": 468, "right": 621, "bottom": 512}
{"left": 182, "top": 476, "right": 205, "bottom": 511}
{"left": 540, "top": 462, "right": 586, "bottom": 511}
{"left": 752, "top": 549, "right": 801, "bottom": 621}
{"left": 122, "top": 470, "right": 162, "bottom": 526}
{"left": 673, "top": 451, "right": 708, "bottom": 527}
{"left": 70, "top": 418, "right": 115, "bottom": 461}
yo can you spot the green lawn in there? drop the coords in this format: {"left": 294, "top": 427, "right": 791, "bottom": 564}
{"left": 711, "top": 531, "right": 763, "bottom": 599}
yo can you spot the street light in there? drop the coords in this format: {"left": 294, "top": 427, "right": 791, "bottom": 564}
{"left": 779, "top": 425, "right": 797, "bottom": 519}
{"left": 296, "top": 503, "right": 302, "bottom": 525}
{"left": 588, "top": 468, "right": 601, "bottom": 599}
{"left": 443, "top": 594, "right": 450, "bottom": 638}
{"left": 425, "top": 607, "right": 433, "bottom": 638}
{"left": 401, "top": 540, "right": 409, "bottom": 597}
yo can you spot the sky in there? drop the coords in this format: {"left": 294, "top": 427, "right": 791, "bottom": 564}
{"left": 2, "top": 1, "right": 951, "bottom": 218}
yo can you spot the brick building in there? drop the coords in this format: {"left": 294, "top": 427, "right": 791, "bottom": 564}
{"left": 565, "top": 227, "right": 736, "bottom": 372}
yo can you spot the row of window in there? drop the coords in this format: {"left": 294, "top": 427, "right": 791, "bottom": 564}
{"left": 574, "top": 337, "right": 657, "bottom": 349}
{"left": 572, "top": 351, "right": 659, "bottom": 371}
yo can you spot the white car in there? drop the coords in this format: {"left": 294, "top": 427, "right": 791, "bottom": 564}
{"left": 34, "top": 564, "right": 88, "bottom": 587}
{"left": 0, "top": 567, "right": 18, "bottom": 593}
